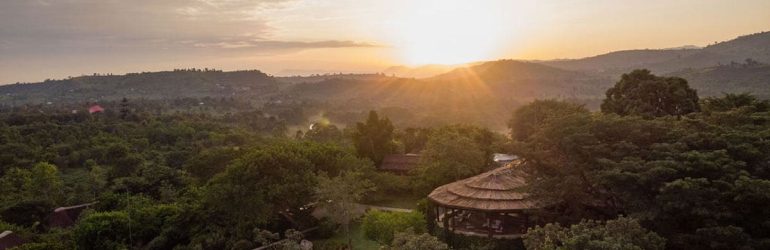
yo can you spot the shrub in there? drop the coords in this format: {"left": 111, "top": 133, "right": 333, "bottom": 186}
{"left": 388, "top": 228, "right": 448, "bottom": 250}
{"left": 72, "top": 211, "right": 131, "bottom": 250}
{"left": 362, "top": 210, "right": 426, "bottom": 244}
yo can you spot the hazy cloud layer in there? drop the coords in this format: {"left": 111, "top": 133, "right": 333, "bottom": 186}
{"left": 0, "top": 0, "right": 374, "bottom": 57}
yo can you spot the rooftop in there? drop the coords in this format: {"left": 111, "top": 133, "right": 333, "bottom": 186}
{"left": 428, "top": 162, "right": 537, "bottom": 212}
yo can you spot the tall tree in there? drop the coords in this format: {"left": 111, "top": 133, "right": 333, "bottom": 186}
{"left": 508, "top": 99, "right": 588, "bottom": 141}
{"left": 413, "top": 127, "right": 488, "bottom": 194}
{"left": 352, "top": 111, "right": 396, "bottom": 165}
{"left": 119, "top": 97, "right": 130, "bottom": 120}
{"left": 314, "top": 170, "right": 376, "bottom": 249}
{"left": 601, "top": 69, "right": 700, "bottom": 117}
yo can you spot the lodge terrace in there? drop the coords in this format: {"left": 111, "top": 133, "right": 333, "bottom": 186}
{"left": 427, "top": 163, "right": 542, "bottom": 239}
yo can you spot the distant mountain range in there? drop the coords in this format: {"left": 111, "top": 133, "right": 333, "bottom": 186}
{"left": 1, "top": 30, "right": 768, "bottom": 128}
{"left": 382, "top": 64, "right": 459, "bottom": 78}
{"left": 541, "top": 31, "right": 770, "bottom": 76}
{"left": 0, "top": 69, "right": 280, "bottom": 104}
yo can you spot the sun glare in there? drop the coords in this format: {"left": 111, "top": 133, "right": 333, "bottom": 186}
{"left": 389, "top": 0, "right": 510, "bottom": 65}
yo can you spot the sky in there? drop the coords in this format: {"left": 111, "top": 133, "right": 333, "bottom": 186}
{"left": 1, "top": 0, "right": 769, "bottom": 83}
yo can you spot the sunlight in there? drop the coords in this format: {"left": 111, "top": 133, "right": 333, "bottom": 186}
{"left": 389, "top": 0, "right": 511, "bottom": 65}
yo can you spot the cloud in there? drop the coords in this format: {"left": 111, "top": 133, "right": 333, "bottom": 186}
{"left": 192, "top": 39, "right": 379, "bottom": 50}
{"left": 0, "top": 0, "right": 374, "bottom": 56}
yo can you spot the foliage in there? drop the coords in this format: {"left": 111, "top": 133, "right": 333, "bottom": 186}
{"left": 362, "top": 210, "right": 426, "bottom": 244}
{"left": 524, "top": 217, "right": 665, "bottom": 250}
{"left": 701, "top": 93, "right": 769, "bottom": 113}
{"left": 351, "top": 110, "right": 396, "bottom": 165}
{"left": 183, "top": 147, "right": 243, "bottom": 182}
{"left": 315, "top": 170, "right": 376, "bottom": 248}
{"left": 302, "top": 122, "right": 347, "bottom": 144}
{"left": 601, "top": 69, "right": 700, "bottom": 117}
{"left": 397, "top": 127, "right": 431, "bottom": 154}
{"left": 388, "top": 228, "right": 448, "bottom": 250}
{"left": 508, "top": 99, "right": 588, "bottom": 141}
{"left": 0, "top": 163, "right": 63, "bottom": 208}
{"left": 72, "top": 211, "right": 132, "bottom": 250}
{"left": 413, "top": 125, "right": 491, "bottom": 194}
{"left": 514, "top": 92, "right": 770, "bottom": 249}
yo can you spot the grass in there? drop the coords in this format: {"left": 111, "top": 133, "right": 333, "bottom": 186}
{"left": 314, "top": 221, "right": 381, "bottom": 250}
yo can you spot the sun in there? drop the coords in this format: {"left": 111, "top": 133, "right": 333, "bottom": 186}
{"left": 388, "top": 0, "right": 509, "bottom": 65}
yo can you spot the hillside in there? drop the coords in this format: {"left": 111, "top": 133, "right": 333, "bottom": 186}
{"left": 668, "top": 61, "right": 770, "bottom": 98}
{"left": 381, "top": 64, "right": 457, "bottom": 78}
{"left": 281, "top": 60, "right": 612, "bottom": 128}
{"left": 544, "top": 31, "right": 770, "bottom": 75}
{"left": 0, "top": 69, "right": 280, "bottom": 104}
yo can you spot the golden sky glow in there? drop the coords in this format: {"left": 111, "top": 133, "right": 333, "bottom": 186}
{"left": 1, "top": 0, "right": 769, "bottom": 82}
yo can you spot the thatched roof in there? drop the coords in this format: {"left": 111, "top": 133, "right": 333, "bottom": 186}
{"left": 379, "top": 154, "right": 420, "bottom": 172}
{"left": 48, "top": 202, "right": 97, "bottom": 228}
{"left": 0, "top": 231, "right": 24, "bottom": 250}
{"left": 428, "top": 163, "right": 537, "bottom": 212}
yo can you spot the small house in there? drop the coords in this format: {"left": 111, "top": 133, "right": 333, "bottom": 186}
{"left": 379, "top": 154, "right": 421, "bottom": 174}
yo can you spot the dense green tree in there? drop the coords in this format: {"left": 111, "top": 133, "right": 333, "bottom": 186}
{"left": 351, "top": 111, "right": 396, "bottom": 165}
{"left": 413, "top": 127, "right": 489, "bottom": 194}
{"left": 397, "top": 127, "right": 431, "bottom": 154}
{"left": 119, "top": 97, "right": 130, "bottom": 120}
{"left": 524, "top": 217, "right": 666, "bottom": 250}
{"left": 302, "top": 122, "right": 347, "bottom": 145}
{"left": 183, "top": 147, "right": 243, "bottom": 182}
{"left": 508, "top": 99, "right": 588, "bottom": 141}
{"left": 601, "top": 69, "right": 700, "bottom": 117}
{"left": 513, "top": 93, "right": 770, "bottom": 249}
{"left": 204, "top": 144, "right": 316, "bottom": 229}
{"left": 0, "top": 162, "right": 63, "bottom": 207}
{"left": 73, "top": 211, "right": 132, "bottom": 250}
{"left": 700, "top": 93, "right": 769, "bottom": 112}
{"left": 314, "top": 170, "right": 376, "bottom": 248}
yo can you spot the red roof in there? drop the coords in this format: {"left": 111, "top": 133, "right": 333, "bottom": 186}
{"left": 88, "top": 105, "right": 104, "bottom": 114}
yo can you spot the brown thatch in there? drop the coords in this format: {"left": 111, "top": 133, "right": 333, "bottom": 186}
{"left": 48, "top": 202, "right": 97, "bottom": 228}
{"left": 428, "top": 164, "right": 537, "bottom": 212}
{"left": 379, "top": 154, "right": 420, "bottom": 173}
{"left": 0, "top": 231, "right": 24, "bottom": 250}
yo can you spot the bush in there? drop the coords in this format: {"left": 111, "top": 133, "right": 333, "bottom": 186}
{"left": 362, "top": 210, "right": 426, "bottom": 244}
{"left": 72, "top": 211, "right": 131, "bottom": 250}
{"left": 388, "top": 228, "right": 448, "bottom": 250}
{"left": 524, "top": 216, "right": 665, "bottom": 250}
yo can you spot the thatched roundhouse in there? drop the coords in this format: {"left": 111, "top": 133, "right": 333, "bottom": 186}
{"left": 428, "top": 163, "right": 541, "bottom": 239}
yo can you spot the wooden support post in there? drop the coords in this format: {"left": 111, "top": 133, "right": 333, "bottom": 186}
{"left": 435, "top": 206, "right": 440, "bottom": 223}
{"left": 486, "top": 212, "right": 493, "bottom": 238}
